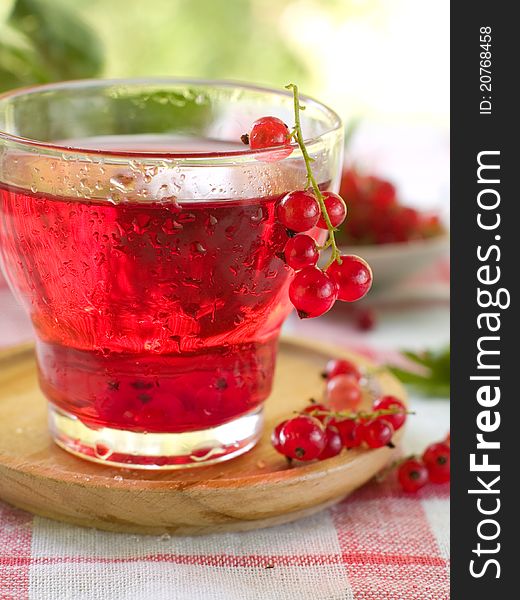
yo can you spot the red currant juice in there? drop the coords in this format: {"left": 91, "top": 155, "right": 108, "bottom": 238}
{"left": 0, "top": 183, "right": 296, "bottom": 434}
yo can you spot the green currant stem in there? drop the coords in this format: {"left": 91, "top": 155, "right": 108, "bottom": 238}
{"left": 318, "top": 239, "right": 333, "bottom": 251}
{"left": 286, "top": 83, "right": 342, "bottom": 269}
{"left": 304, "top": 407, "right": 413, "bottom": 421}
{"left": 375, "top": 454, "right": 417, "bottom": 482}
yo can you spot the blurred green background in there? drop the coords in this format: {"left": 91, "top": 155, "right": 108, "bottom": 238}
{"left": 1, "top": 0, "right": 449, "bottom": 205}
{"left": 1, "top": 0, "right": 308, "bottom": 90}
{"left": 0, "top": 0, "right": 448, "bottom": 118}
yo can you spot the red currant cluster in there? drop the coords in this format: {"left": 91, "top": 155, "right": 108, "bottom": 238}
{"left": 271, "top": 358, "right": 407, "bottom": 462}
{"left": 242, "top": 85, "right": 373, "bottom": 319}
{"left": 278, "top": 191, "right": 372, "bottom": 318}
{"left": 337, "top": 168, "right": 445, "bottom": 245}
{"left": 396, "top": 434, "right": 450, "bottom": 493}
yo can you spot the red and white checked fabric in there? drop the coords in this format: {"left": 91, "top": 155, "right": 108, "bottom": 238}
{"left": 0, "top": 478, "right": 449, "bottom": 600}
{"left": 0, "top": 261, "right": 450, "bottom": 600}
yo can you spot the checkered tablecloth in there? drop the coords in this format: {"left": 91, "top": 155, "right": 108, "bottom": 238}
{"left": 0, "top": 262, "right": 450, "bottom": 600}
{"left": 0, "top": 477, "right": 449, "bottom": 600}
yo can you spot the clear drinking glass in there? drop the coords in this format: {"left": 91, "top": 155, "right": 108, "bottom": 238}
{"left": 0, "top": 79, "right": 343, "bottom": 468}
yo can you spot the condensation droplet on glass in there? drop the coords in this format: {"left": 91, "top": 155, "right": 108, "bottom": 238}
{"left": 250, "top": 207, "right": 265, "bottom": 223}
{"left": 107, "top": 192, "right": 121, "bottom": 205}
{"left": 110, "top": 174, "right": 136, "bottom": 193}
{"left": 157, "top": 183, "right": 176, "bottom": 202}
{"left": 233, "top": 314, "right": 245, "bottom": 325}
{"left": 94, "top": 441, "right": 112, "bottom": 460}
{"left": 177, "top": 212, "right": 195, "bottom": 224}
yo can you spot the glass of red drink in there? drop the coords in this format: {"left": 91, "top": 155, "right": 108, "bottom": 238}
{"left": 0, "top": 79, "right": 343, "bottom": 468}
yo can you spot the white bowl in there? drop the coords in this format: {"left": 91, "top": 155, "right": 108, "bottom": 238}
{"left": 338, "top": 233, "right": 450, "bottom": 291}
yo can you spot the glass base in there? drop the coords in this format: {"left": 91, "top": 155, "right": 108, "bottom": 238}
{"left": 48, "top": 404, "right": 263, "bottom": 469}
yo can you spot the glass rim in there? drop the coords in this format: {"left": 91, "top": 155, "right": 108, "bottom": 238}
{"left": 0, "top": 77, "right": 343, "bottom": 161}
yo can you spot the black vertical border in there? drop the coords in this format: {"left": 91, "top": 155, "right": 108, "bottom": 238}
{"left": 451, "top": 3, "right": 515, "bottom": 597}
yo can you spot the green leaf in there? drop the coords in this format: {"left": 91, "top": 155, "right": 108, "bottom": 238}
{"left": 388, "top": 346, "right": 450, "bottom": 398}
{"left": 9, "top": 0, "right": 103, "bottom": 80}
{"left": 0, "top": 0, "right": 16, "bottom": 24}
{"left": 0, "top": 23, "right": 50, "bottom": 91}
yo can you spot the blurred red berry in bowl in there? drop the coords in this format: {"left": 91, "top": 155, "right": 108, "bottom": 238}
{"left": 335, "top": 167, "right": 448, "bottom": 290}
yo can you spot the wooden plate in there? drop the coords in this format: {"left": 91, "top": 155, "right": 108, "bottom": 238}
{"left": 0, "top": 337, "right": 405, "bottom": 535}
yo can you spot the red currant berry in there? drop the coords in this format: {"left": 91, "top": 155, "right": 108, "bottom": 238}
{"left": 302, "top": 402, "right": 329, "bottom": 423}
{"left": 326, "top": 374, "right": 362, "bottom": 411}
{"left": 248, "top": 116, "right": 291, "bottom": 150}
{"left": 277, "top": 191, "right": 320, "bottom": 233}
{"left": 397, "top": 458, "right": 429, "bottom": 493}
{"left": 372, "top": 396, "right": 407, "bottom": 431}
{"left": 445, "top": 432, "right": 450, "bottom": 446}
{"left": 277, "top": 415, "right": 326, "bottom": 461}
{"left": 289, "top": 266, "right": 338, "bottom": 318}
{"left": 335, "top": 418, "right": 363, "bottom": 448}
{"left": 324, "top": 358, "right": 362, "bottom": 381}
{"left": 362, "top": 418, "right": 394, "bottom": 448}
{"left": 327, "top": 255, "right": 373, "bottom": 302}
{"left": 271, "top": 420, "right": 288, "bottom": 454}
{"left": 339, "top": 168, "right": 362, "bottom": 202}
{"left": 356, "top": 308, "right": 376, "bottom": 331}
{"left": 368, "top": 177, "right": 396, "bottom": 210}
{"left": 317, "top": 192, "right": 347, "bottom": 229}
{"left": 420, "top": 214, "right": 444, "bottom": 238}
{"left": 283, "top": 235, "right": 319, "bottom": 270}
{"left": 319, "top": 426, "right": 343, "bottom": 459}
{"left": 422, "top": 442, "right": 450, "bottom": 483}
